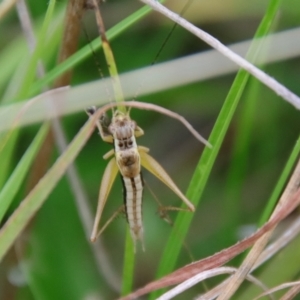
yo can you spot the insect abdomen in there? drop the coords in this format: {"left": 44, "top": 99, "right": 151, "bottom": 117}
{"left": 122, "top": 174, "right": 144, "bottom": 246}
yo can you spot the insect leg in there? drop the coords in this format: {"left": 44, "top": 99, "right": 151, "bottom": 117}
{"left": 86, "top": 106, "right": 113, "bottom": 143}
{"left": 91, "top": 157, "right": 119, "bottom": 242}
{"left": 94, "top": 205, "right": 125, "bottom": 240}
{"left": 139, "top": 147, "right": 195, "bottom": 212}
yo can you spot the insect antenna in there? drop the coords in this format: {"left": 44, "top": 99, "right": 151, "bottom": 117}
{"left": 81, "top": 3, "right": 116, "bottom": 117}
{"left": 152, "top": 0, "right": 195, "bottom": 65}
{"left": 129, "top": 0, "right": 196, "bottom": 116}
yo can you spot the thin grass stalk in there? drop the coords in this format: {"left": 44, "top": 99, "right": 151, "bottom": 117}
{"left": 0, "top": 0, "right": 18, "bottom": 21}
{"left": 91, "top": 0, "right": 125, "bottom": 112}
{"left": 217, "top": 159, "right": 300, "bottom": 299}
{"left": 196, "top": 215, "right": 300, "bottom": 299}
{"left": 139, "top": 0, "right": 300, "bottom": 109}
{"left": 17, "top": 0, "right": 56, "bottom": 99}
{"left": 16, "top": 0, "right": 121, "bottom": 291}
{"left": 122, "top": 227, "right": 135, "bottom": 295}
{"left": 223, "top": 76, "right": 263, "bottom": 233}
{"left": 118, "top": 188, "right": 300, "bottom": 300}
{"left": 280, "top": 283, "right": 300, "bottom": 300}
{"left": 197, "top": 140, "right": 300, "bottom": 299}
{"left": 0, "top": 104, "right": 114, "bottom": 261}
{"left": 254, "top": 281, "right": 300, "bottom": 300}
{"left": 27, "top": 0, "right": 84, "bottom": 190}
{"left": 0, "top": 124, "right": 49, "bottom": 222}
{"left": 0, "top": 0, "right": 57, "bottom": 191}
{"left": 259, "top": 134, "right": 300, "bottom": 226}
{"left": 90, "top": 0, "right": 136, "bottom": 294}
{"left": 0, "top": 115, "right": 94, "bottom": 260}
{"left": 151, "top": 0, "right": 282, "bottom": 298}
{"left": 48, "top": 1, "right": 121, "bottom": 293}
{"left": 158, "top": 267, "right": 270, "bottom": 300}
{"left": 29, "top": 1, "right": 166, "bottom": 96}
{"left": 54, "top": 0, "right": 86, "bottom": 87}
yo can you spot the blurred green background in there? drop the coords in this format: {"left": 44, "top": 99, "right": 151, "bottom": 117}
{"left": 0, "top": 0, "right": 299, "bottom": 299}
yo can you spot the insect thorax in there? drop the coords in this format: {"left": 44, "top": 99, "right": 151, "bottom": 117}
{"left": 110, "top": 112, "right": 141, "bottom": 178}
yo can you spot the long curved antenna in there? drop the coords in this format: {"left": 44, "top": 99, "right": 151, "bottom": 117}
{"left": 95, "top": 101, "right": 212, "bottom": 148}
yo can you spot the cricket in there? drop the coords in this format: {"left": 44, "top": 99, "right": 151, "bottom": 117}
{"left": 86, "top": 102, "right": 211, "bottom": 250}
{"left": 86, "top": 0, "right": 211, "bottom": 250}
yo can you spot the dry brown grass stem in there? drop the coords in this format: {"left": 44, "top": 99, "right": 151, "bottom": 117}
{"left": 16, "top": 0, "right": 121, "bottom": 292}
{"left": 139, "top": 0, "right": 300, "bottom": 110}
{"left": 217, "top": 157, "right": 300, "bottom": 300}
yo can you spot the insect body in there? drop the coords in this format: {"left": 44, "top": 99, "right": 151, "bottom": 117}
{"left": 84, "top": 0, "right": 210, "bottom": 251}
{"left": 87, "top": 106, "right": 198, "bottom": 251}
{"left": 103, "top": 109, "right": 145, "bottom": 245}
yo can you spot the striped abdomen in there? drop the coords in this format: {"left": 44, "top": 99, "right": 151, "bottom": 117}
{"left": 122, "top": 174, "right": 144, "bottom": 247}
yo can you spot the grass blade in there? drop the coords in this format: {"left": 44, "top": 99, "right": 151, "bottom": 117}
{"left": 151, "top": 0, "right": 282, "bottom": 298}
{"left": 30, "top": 2, "right": 166, "bottom": 95}
{"left": 0, "top": 0, "right": 59, "bottom": 198}
{"left": 0, "top": 123, "right": 49, "bottom": 222}
{"left": 259, "top": 134, "right": 300, "bottom": 225}
{"left": 0, "top": 114, "right": 96, "bottom": 261}
{"left": 121, "top": 228, "right": 135, "bottom": 295}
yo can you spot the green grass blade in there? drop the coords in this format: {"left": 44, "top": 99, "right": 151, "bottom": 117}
{"left": 0, "top": 123, "right": 50, "bottom": 223}
{"left": 93, "top": 2, "right": 125, "bottom": 111}
{"left": 0, "top": 0, "right": 58, "bottom": 196}
{"left": 0, "top": 132, "right": 17, "bottom": 190}
{"left": 151, "top": 0, "right": 282, "bottom": 297}
{"left": 119, "top": 1, "right": 168, "bottom": 294}
{"left": 0, "top": 39, "right": 27, "bottom": 99}
{"left": 83, "top": 1, "right": 164, "bottom": 293}
{"left": 121, "top": 228, "right": 135, "bottom": 296}
{"left": 259, "top": 134, "right": 300, "bottom": 226}
{"left": 0, "top": 117, "right": 95, "bottom": 261}
{"left": 223, "top": 76, "right": 262, "bottom": 235}
{"left": 1, "top": 6, "right": 63, "bottom": 104}
{"left": 30, "top": 2, "right": 165, "bottom": 95}
{"left": 17, "top": 0, "right": 56, "bottom": 100}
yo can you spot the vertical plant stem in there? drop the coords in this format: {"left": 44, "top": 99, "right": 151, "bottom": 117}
{"left": 17, "top": 0, "right": 121, "bottom": 291}
{"left": 55, "top": 0, "right": 86, "bottom": 87}
{"left": 121, "top": 228, "right": 135, "bottom": 295}
{"left": 0, "top": 0, "right": 18, "bottom": 20}
{"left": 0, "top": 114, "right": 97, "bottom": 261}
{"left": 223, "top": 75, "right": 263, "bottom": 241}
{"left": 139, "top": 0, "right": 300, "bottom": 109}
{"left": 91, "top": 0, "right": 125, "bottom": 112}
{"left": 28, "top": 0, "right": 86, "bottom": 189}
{"left": 217, "top": 156, "right": 300, "bottom": 300}
{"left": 151, "top": 0, "right": 282, "bottom": 298}
{"left": 259, "top": 135, "right": 300, "bottom": 226}
{"left": 90, "top": 0, "right": 134, "bottom": 294}
{"left": 26, "top": 0, "right": 85, "bottom": 188}
{"left": 0, "top": 123, "right": 49, "bottom": 222}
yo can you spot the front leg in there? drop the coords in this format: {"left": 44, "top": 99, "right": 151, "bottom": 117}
{"left": 86, "top": 106, "right": 113, "bottom": 143}
{"left": 91, "top": 157, "right": 119, "bottom": 242}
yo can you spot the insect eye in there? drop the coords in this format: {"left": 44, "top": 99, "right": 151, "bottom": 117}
{"left": 86, "top": 106, "right": 96, "bottom": 115}
{"left": 128, "top": 140, "right": 133, "bottom": 146}
{"left": 118, "top": 142, "right": 124, "bottom": 147}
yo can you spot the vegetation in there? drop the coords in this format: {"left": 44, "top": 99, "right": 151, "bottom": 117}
{"left": 0, "top": 0, "right": 299, "bottom": 299}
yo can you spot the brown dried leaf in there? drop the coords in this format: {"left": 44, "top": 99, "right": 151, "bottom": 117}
{"left": 119, "top": 189, "right": 300, "bottom": 300}
{"left": 254, "top": 281, "right": 300, "bottom": 300}
{"left": 157, "top": 267, "right": 271, "bottom": 300}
